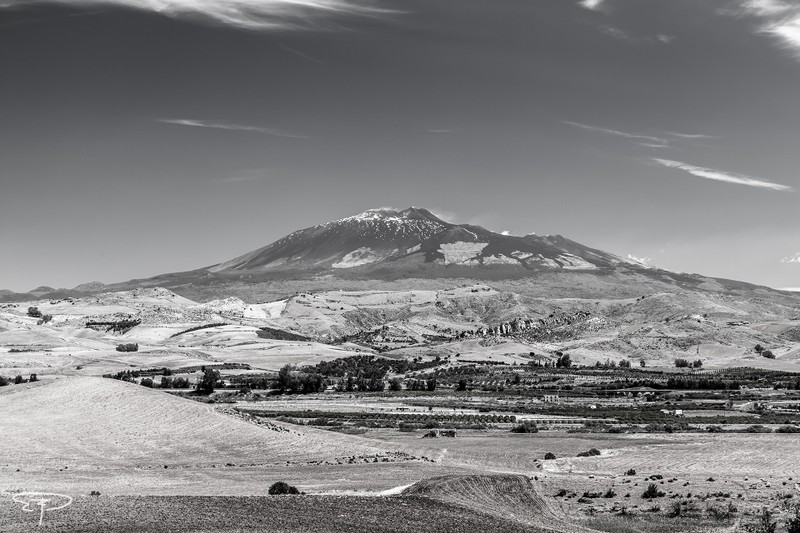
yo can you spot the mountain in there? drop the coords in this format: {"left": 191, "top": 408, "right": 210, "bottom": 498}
{"left": 2, "top": 207, "right": 796, "bottom": 305}
{"left": 208, "top": 207, "right": 633, "bottom": 274}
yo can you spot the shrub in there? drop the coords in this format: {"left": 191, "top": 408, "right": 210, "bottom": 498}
{"left": 642, "top": 483, "right": 665, "bottom": 499}
{"left": 13, "top": 375, "right": 24, "bottom": 385}
{"left": 544, "top": 452, "right": 556, "bottom": 460}
{"left": 668, "top": 501, "right": 682, "bottom": 517}
{"left": 27, "top": 307, "right": 42, "bottom": 318}
{"left": 776, "top": 425, "right": 800, "bottom": 433}
{"left": 786, "top": 505, "right": 800, "bottom": 533}
{"left": 577, "top": 448, "right": 601, "bottom": 457}
{"left": 604, "top": 488, "right": 616, "bottom": 498}
{"left": 674, "top": 358, "right": 690, "bottom": 368}
{"left": 511, "top": 422, "right": 538, "bottom": 433}
{"left": 707, "top": 425, "right": 724, "bottom": 433}
{"left": 744, "top": 507, "right": 776, "bottom": 533}
{"left": 116, "top": 343, "right": 139, "bottom": 353}
{"left": 388, "top": 378, "right": 402, "bottom": 391}
{"left": 761, "top": 350, "right": 775, "bottom": 359}
{"left": 268, "top": 481, "right": 300, "bottom": 495}
{"left": 29, "top": 373, "right": 38, "bottom": 382}
{"left": 625, "top": 469, "right": 637, "bottom": 476}
{"left": 745, "top": 425, "right": 772, "bottom": 434}
{"left": 140, "top": 378, "right": 154, "bottom": 388}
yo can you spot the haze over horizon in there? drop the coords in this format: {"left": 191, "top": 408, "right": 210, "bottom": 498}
{"left": 2, "top": 0, "right": 799, "bottom": 292}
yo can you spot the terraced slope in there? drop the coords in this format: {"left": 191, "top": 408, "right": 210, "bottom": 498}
{"left": 404, "top": 474, "right": 596, "bottom": 533}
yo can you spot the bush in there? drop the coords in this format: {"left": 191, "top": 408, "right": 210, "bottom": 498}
{"left": 29, "top": 373, "right": 38, "bottom": 382}
{"left": 140, "top": 378, "right": 154, "bottom": 388}
{"left": 268, "top": 481, "right": 300, "bottom": 495}
{"left": 577, "top": 448, "right": 601, "bottom": 457}
{"left": 674, "top": 358, "right": 690, "bottom": 368}
{"left": 642, "top": 483, "right": 665, "bottom": 499}
{"left": 776, "top": 425, "right": 800, "bottom": 433}
{"left": 27, "top": 306, "right": 42, "bottom": 318}
{"left": 625, "top": 469, "right": 637, "bottom": 476}
{"left": 13, "top": 375, "right": 24, "bottom": 385}
{"left": 707, "top": 425, "right": 724, "bottom": 433}
{"left": 744, "top": 507, "right": 776, "bottom": 533}
{"left": 544, "top": 452, "right": 556, "bottom": 460}
{"left": 761, "top": 350, "right": 775, "bottom": 359}
{"left": 116, "top": 343, "right": 139, "bottom": 353}
{"left": 511, "top": 422, "right": 538, "bottom": 433}
{"left": 786, "top": 505, "right": 800, "bottom": 533}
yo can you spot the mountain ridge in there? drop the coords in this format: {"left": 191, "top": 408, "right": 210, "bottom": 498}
{"left": 1, "top": 207, "right": 797, "bottom": 304}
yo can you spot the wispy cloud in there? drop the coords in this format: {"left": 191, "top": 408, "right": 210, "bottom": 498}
{"left": 599, "top": 25, "right": 634, "bottom": 41}
{"left": 564, "top": 121, "right": 669, "bottom": 148}
{"left": 279, "top": 43, "right": 322, "bottom": 63}
{"left": 657, "top": 34, "right": 674, "bottom": 44}
{"left": 565, "top": 121, "right": 717, "bottom": 149}
{"left": 0, "top": 0, "right": 394, "bottom": 31}
{"left": 158, "top": 118, "right": 309, "bottom": 139}
{"left": 781, "top": 252, "right": 800, "bottom": 263}
{"left": 579, "top": 0, "right": 604, "bottom": 11}
{"left": 662, "top": 131, "right": 716, "bottom": 140}
{"left": 653, "top": 158, "right": 793, "bottom": 191}
{"left": 733, "top": 0, "right": 800, "bottom": 60}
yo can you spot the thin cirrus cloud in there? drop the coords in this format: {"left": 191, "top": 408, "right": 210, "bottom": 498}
{"left": 563, "top": 121, "right": 668, "bottom": 147}
{"left": 734, "top": 0, "right": 800, "bottom": 60}
{"left": 781, "top": 252, "right": 800, "bottom": 263}
{"left": 653, "top": 158, "right": 793, "bottom": 192}
{"left": 0, "top": 0, "right": 393, "bottom": 30}
{"left": 157, "top": 118, "right": 309, "bottom": 139}
{"left": 564, "top": 121, "right": 715, "bottom": 149}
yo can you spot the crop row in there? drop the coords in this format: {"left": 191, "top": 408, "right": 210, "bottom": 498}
{"left": 241, "top": 409, "right": 517, "bottom": 424}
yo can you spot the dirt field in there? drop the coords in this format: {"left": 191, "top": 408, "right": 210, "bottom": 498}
{"left": 0, "top": 494, "right": 537, "bottom": 533}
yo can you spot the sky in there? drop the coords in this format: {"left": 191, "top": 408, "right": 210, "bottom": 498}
{"left": 1, "top": 0, "right": 799, "bottom": 291}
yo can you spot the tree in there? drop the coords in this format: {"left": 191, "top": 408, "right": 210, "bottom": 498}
{"left": 692, "top": 359, "right": 703, "bottom": 368}
{"left": 544, "top": 452, "right": 556, "bottom": 460}
{"left": 755, "top": 344, "right": 764, "bottom": 354}
{"left": 13, "top": 375, "right": 24, "bottom": 385}
{"left": 640, "top": 359, "right": 646, "bottom": 368}
{"left": 27, "top": 306, "right": 42, "bottom": 318}
{"left": 140, "top": 377, "right": 154, "bottom": 388}
{"left": 388, "top": 378, "right": 402, "bottom": 391}
{"left": 556, "top": 353, "right": 572, "bottom": 369}
{"left": 196, "top": 368, "right": 220, "bottom": 394}
{"left": 426, "top": 378, "right": 437, "bottom": 391}
{"left": 674, "top": 358, "right": 690, "bottom": 368}
{"left": 277, "top": 364, "right": 294, "bottom": 392}
{"left": 761, "top": 350, "right": 775, "bottom": 359}
{"left": 456, "top": 378, "right": 468, "bottom": 391}
{"left": 29, "top": 373, "right": 38, "bottom": 382}
{"left": 268, "top": 481, "right": 300, "bottom": 495}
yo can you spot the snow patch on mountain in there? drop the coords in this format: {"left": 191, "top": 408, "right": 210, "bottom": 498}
{"left": 439, "top": 242, "right": 489, "bottom": 265}
{"left": 557, "top": 254, "right": 598, "bottom": 270}
{"left": 483, "top": 254, "right": 519, "bottom": 265}
{"left": 332, "top": 247, "right": 386, "bottom": 269}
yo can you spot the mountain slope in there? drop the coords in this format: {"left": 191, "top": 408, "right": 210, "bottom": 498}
{"left": 207, "top": 207, "right": 634, "bottom": 275}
